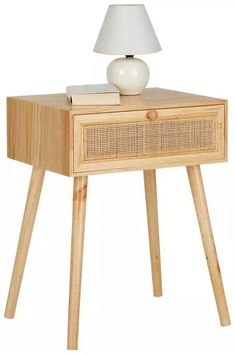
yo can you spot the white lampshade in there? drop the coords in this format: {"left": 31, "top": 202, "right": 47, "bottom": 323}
{"left": 94, "top": 4, "right": 161, "bottom": 55}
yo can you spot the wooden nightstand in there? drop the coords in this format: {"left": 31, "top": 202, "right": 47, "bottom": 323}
{"left": 5, "top": 88, "right": 230, "bottom": 349}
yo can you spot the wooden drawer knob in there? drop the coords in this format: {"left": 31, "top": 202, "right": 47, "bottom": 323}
{"left": 147, "top": 110, "right": 158, "bottom": 121}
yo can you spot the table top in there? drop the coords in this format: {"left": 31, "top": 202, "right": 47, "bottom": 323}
{"left": 12, "top": 87, "right": 226, "bottom": 115}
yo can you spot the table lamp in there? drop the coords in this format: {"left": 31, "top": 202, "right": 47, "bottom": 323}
{"left": 94, "top": 4, "right": 161, "bottom": 95}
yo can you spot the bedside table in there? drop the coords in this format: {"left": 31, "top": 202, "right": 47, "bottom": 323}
{"left": 5, "top": 88, "right": 230, "bottom": 350}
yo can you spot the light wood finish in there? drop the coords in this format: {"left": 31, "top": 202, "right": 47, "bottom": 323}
{"left": 7, "top": 97, "right": 73, "bottom": 176}
{"left": 5, "top": 167, "right": 45, "bottom": 318}
{"left": 144, "top": 170, "right": 162, "bottom": 296}
{"left": 74, "top": 105, "right": 225, "bottom": 175}
{"left": 68, "top": 176, "right": 88, "bottom": 350}
{"left": 7, "top": 89, "right": 227, "bottom": 177}
{"left": 13, "top": 87, "right": 227, "bottom": 114}
{"left": 6, "top": 88, "right": 230, "bottom": 349}
{"left": 187, "top": 165, "right": 230, "bottom": 326}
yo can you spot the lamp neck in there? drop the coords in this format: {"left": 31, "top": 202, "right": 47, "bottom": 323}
{"left": 125, "top": 55, "right": 134, "bottom": 59}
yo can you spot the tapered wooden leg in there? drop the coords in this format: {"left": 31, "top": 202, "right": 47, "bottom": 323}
{"left": 5, "top": 167, "right": 45, "bottom": 318}
{"left": 144, "top": 170, "right": 162, "bottom": 297}
{"left": 187, "top": 165, "right": 230, "bottom": 326}
{"left": 67, "top": 176, "right": 88, "bottom": 350}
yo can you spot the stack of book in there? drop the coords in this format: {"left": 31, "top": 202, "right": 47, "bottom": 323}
{"left": 66, "top": 83, "right": 120, "bottom": 106}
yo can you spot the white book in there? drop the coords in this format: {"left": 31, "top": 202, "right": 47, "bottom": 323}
{"left": 66, "top": 83, "right": 120, "bottom": 105}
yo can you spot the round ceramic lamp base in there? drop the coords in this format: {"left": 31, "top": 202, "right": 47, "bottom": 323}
{"left": 107, "top": 57, "right": 149, "bottom": 95}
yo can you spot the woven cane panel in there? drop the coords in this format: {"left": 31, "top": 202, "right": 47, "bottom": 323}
{"left": 83, "top": 117, "right": 216, "bottom": 162}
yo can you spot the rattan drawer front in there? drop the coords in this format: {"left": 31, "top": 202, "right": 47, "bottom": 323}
{"left": 74, "top": 105, "right": 225, "bottom": 174}
{"left": 83, "top": 118, "right": 215, "bottom": 161}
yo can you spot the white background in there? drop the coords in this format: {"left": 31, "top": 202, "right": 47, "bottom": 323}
{"left": 0, "top": 1, "right": 235, "bottom": 353}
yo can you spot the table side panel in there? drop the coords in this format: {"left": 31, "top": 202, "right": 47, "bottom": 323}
{"left": 7, "top": 97, "right": 73, "bottom": 176}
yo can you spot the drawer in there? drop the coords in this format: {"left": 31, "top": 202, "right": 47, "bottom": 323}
{"left": 73, "top": 105, "right": 226, "bottom": 174}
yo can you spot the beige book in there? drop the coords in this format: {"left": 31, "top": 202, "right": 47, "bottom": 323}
{"left": 66, "top": 83, "right": 120, "bottom": 105}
